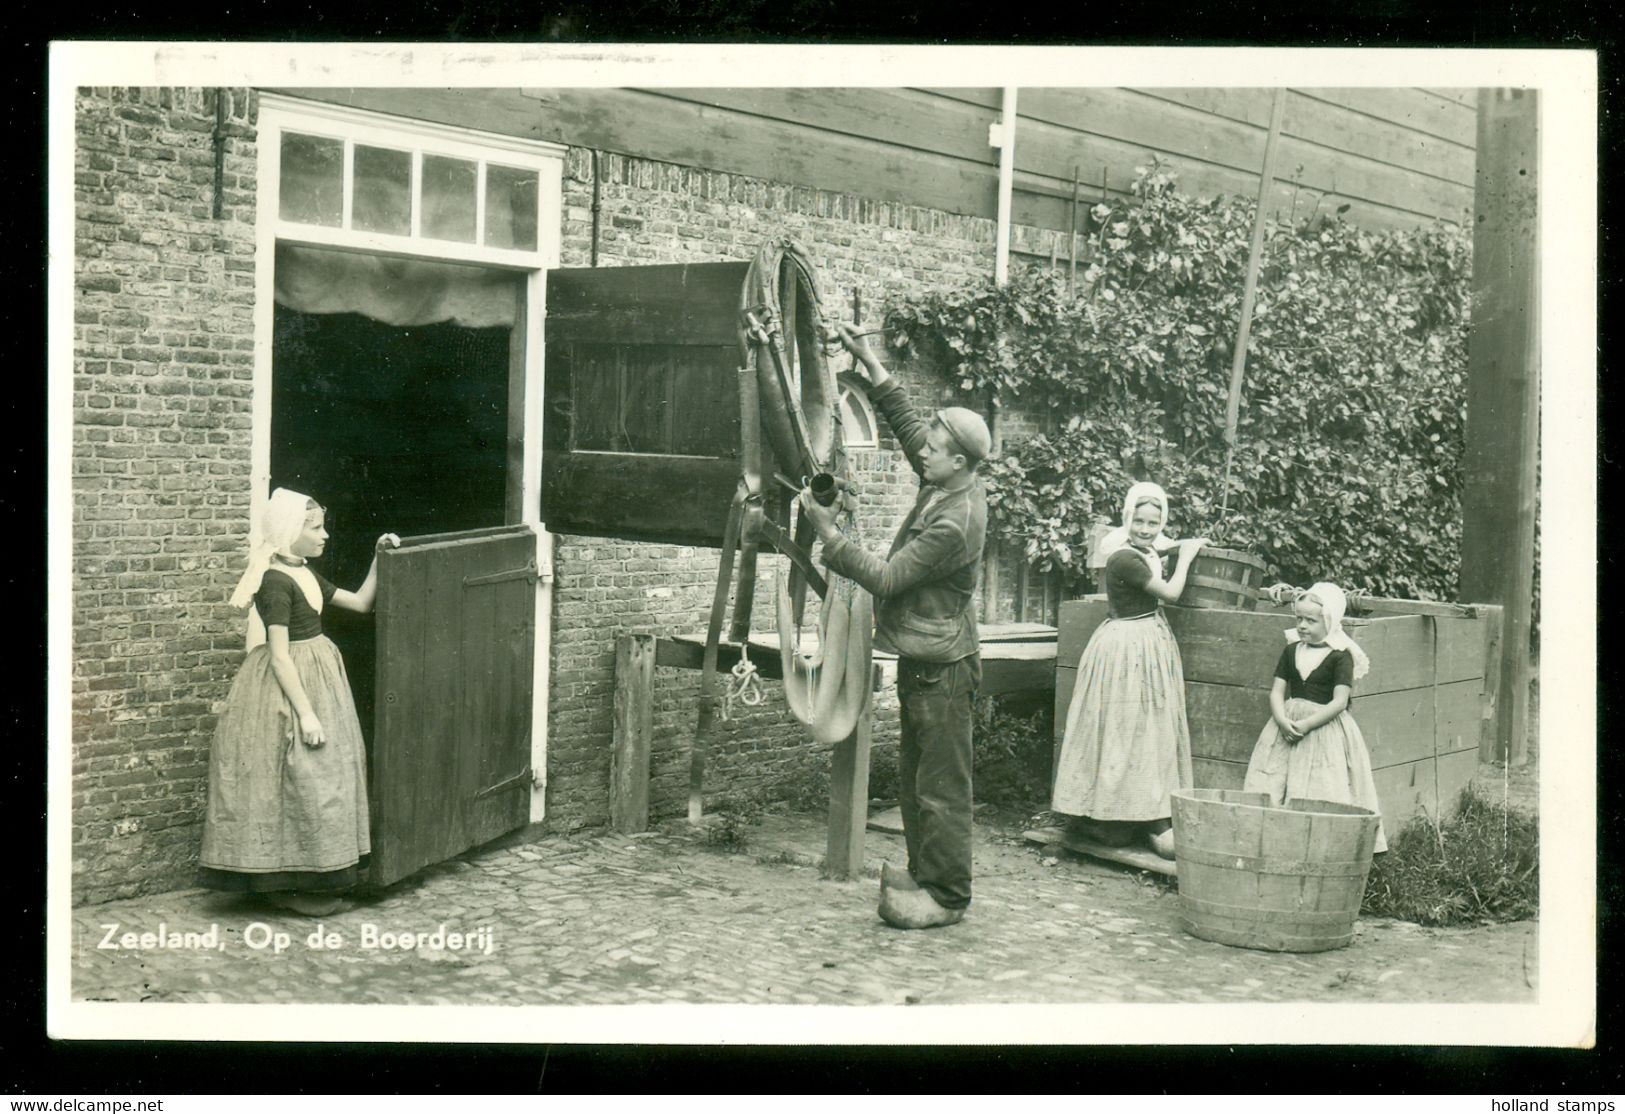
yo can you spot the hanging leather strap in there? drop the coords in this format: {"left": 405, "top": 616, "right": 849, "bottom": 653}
{"left": 690, "top": 484, "right": 746, "bottom": 823}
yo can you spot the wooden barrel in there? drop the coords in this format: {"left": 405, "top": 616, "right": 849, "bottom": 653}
{"left": 1170, "top": 789, "right": 1382, "bottom": 953}
{"left": 1175, "top": 547, "right": 1270, "bottom": 611}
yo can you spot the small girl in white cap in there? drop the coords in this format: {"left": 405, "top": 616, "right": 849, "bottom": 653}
{"left": 199, "top": 488, "right": 400, "bottom": 915}
{"left": 1243, "top": 581, "right": 1387, "bottom": 852}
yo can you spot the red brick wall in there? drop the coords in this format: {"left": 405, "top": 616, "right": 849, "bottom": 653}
{"left": 71, "top": 88, "right": 260, "bottom": 904}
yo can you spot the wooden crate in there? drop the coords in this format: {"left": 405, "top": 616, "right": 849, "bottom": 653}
{"left": 1054, "top": 596, "right": 1501, "bottom": 832}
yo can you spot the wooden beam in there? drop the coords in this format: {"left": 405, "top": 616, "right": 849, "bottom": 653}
{"left": 504, "top": 280, "right": 527, "bottom": 525}
{"left": 825, "top": 705, "right": 873, "bottom": 880}
{"left": 1459, "top": 90, "right": 1539, "bottom": 766}
{"left": 610, "top": 633, "right": 655, "bottom": 834}
{"left": 278, "top": 87, "right": 1002, "bottom": 221}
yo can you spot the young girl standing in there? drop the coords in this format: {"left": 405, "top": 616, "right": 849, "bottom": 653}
{"left": 1243, "top": 581, "right": 1387, "bottom": 853}
{"left": 1052, "top": 482, "right": 1207, "bottom": 859}
{"left": 199, "top": 488, "right": 400, "bottom": 916}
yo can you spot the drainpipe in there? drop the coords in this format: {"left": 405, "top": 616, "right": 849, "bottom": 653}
{"left": 991, "top": 86, "right": 1018, "bottom": 285}
{"left": 589, "top": 149, "right": 603, "bottom": 267}
{"left": 984, "top": 87, "right": 1017, "bottom": 622}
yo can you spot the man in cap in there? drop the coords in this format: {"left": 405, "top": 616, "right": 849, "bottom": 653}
{"left": 799, "top": 321, "right": 991, "bottom": 929}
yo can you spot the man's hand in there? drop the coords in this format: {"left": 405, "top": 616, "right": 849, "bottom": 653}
{"left": 833, "top": 322, "right": 889, "bottom": 388}
{"left": 798, "top": 488, "right": 841, "bottom": 542}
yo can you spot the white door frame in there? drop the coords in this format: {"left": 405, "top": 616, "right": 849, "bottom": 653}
{"left": 251, "top": 92, "right": 563, "bottom": 822}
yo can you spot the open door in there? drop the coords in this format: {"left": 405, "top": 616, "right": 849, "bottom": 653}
{"left": 369, "top": 523, "right": 538, "bottom": 887}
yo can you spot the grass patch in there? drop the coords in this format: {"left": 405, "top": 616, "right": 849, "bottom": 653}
{"left": 767, "top": 747, "right": 901, "bottom": 813}
{"left": 972, "top": 695, "right": 1054, "bottom": 812}
{"left": 761, "top": 697, "right": 1053, "bottom": 817}
{"left": 1362, "top": 783, "right": 1538, "bottom": 926}
{"left": 702, "top": 792, "right": 765, "bottom": 853}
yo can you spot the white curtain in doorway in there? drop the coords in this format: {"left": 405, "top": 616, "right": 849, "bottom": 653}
{"left": 274, "top": 243, "right": 520, "bottom": 328}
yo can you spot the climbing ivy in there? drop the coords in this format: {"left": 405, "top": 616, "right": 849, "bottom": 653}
{"left": 885, "top": 159, "right": 1473, "bottom": 600}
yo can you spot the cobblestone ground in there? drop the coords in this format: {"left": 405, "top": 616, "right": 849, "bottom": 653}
{"left": 72, "top": 803, "right": 1537, "bottom": 1007}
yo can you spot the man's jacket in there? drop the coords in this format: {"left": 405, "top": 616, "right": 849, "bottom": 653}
{"left": 819, "top": 377, "right": 986, "bottom": 664}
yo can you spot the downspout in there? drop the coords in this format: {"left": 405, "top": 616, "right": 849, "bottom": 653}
{"left": 589, "top": 149, "right": 602, "bottom": 267}
{"left": 984, "top": 87, "right": 1017, "bottom": 622}
{"left": 992, "top": 86, "right": 1018, "bottom": 285}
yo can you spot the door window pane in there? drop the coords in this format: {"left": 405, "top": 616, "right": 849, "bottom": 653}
{"left": 279, "top": 132, "right": 343, "bottom": 226}
{"left": 421, "top": 154, "right": 477, "bottom": 243}
{"left": 484, "top": 164, "right": 539, "bottom": 251}
{"left": 351, "top": 145, "right": 412, "bottom": 235}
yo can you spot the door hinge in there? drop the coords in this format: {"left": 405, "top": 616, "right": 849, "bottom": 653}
{"left": 464, "top": 560, "right": 539, "bottom": 588}
{"left": 474, "top": 767, "right": 535, "bottom": 801}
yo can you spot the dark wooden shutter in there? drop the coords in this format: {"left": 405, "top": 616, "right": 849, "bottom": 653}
{"left": 370, "top": 524, "right": 537, "bottom": 886}
{"left": 542, "top": 262, "right": 749, "bottom": 546}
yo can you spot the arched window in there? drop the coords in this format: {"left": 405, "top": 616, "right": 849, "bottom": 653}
{"left": 836, "top": 373, "right": 878, "bottom": 448}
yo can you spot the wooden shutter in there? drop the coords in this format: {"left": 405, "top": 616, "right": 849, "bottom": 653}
{"left": 542, "top": 262, "right": 750, "bottom": 546}
{"left": 370, "top": 524, "right": 537, "bottom": 886}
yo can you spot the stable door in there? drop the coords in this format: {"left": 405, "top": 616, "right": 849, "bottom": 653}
{"left": 368, "top": 524, "right": 538, "bottom": 887}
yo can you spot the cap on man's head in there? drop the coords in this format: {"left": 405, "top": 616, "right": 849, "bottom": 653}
{"left": 934, "top": 407, "right": 993, "bottom": 464}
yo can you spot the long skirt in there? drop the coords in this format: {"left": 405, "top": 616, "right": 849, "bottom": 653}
{"left": 1052, "top": 610, "right": 1193, "bottom": 821}
{"left": 1242, "top": 698, "right": 1388, "bottom": 853}
{"left": 199, "top": 635, "right": 371, "bottom": 891}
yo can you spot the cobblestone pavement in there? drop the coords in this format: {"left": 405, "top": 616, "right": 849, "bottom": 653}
{"left": 71, "top": 803, "right": 1537, "bottom": 1007}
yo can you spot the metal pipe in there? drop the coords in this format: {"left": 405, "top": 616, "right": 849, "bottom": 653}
{"left": 212, "top": 89, "right": 227, "bottom": 220}
{"left": 992, "top": 87, "right": 1018, "bottom": 286}
{"left": 589, "top": 148, "right": 602, "bottom": 267}
{"left": 1068, "top": 163, "right": 1079, "bottom": 295}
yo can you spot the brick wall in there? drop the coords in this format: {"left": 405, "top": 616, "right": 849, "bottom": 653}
{"left": 71, "top": 88, "right": 260, "bottom": 904}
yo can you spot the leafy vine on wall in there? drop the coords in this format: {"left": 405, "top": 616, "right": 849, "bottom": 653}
{"left": 885, "top": 159, "right": 1473, "bottom": 602}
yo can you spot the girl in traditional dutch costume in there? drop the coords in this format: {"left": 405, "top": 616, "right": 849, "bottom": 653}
{"left": 1052, "top": 482, "right": 1207, "bottom": 859}
{"left": 199, "top": 488, "right": 399, "bottom": 916}
{"left": 1243, "top": 581, "right": 1387, "bottom": 853}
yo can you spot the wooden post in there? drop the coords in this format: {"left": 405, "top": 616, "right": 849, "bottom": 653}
{"left": 825, "top": 691, "right": 874, "bottom": 879}
{"left": 689, "top": 491, "right": 744, "bottom": 822}
{"left": 1476, "top": 604, "right": 1507, "bottom": 762}
{"left": 610, "top": 633, "right": 655, "bottom": 833}
{"left": 981, "top": 404, "right": 1002, "bottom": 624}
{"left": 1460, "top": 89, "right": 1539, "bottom": 767}
{"left": 504, "top": 280, "right": 527, "bottom": 525}
{"left": 1218, "top": 88, "right": 1288, "bottom": 525}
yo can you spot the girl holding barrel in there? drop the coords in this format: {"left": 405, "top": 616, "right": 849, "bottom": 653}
{"left": 1243, "top": 582, "right": 1388, "bottom": 852}
{"left": 199, "top": 488, "right": 400, "bottom": 916}
{"left": 1052, "top": 482, "right": 1207, "bottom": 859}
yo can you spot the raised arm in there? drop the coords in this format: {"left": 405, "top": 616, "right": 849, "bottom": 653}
{"left": 329, "top": 533, "right": 401, "bottom": 613}
{"left": 834, "top": 323, "right": 931, "bottom": 478}
{"left": 1142, "top": 537, "right": 1208, "bottom": 603}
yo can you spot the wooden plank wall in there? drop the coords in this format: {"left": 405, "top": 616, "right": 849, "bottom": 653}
{"left": 1054, "top": 598, "right": 1491, "bottom": 835}
{"left": 271, "top": 86, "right": 1476, "bottom": 235}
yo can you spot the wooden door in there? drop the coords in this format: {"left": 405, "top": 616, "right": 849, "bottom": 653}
{"left": 369, "top": 524, "right": 537, "bottom": 886}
